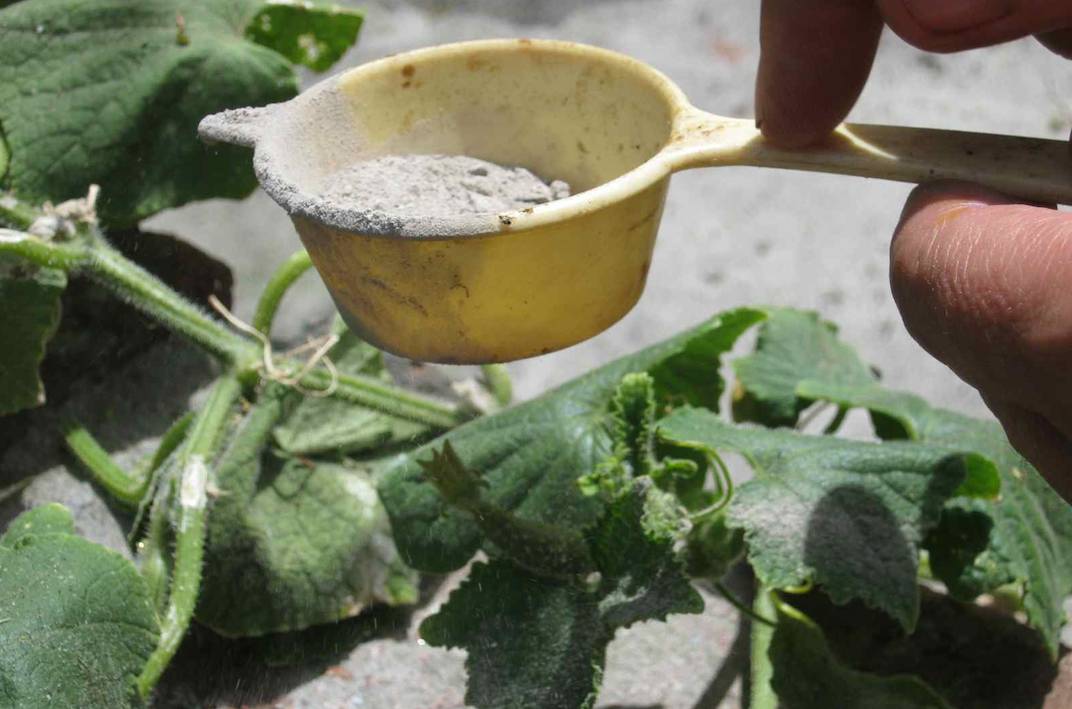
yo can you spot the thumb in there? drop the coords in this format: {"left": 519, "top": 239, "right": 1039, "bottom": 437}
{"left": 890, "top": 181, "right": 1072, "bottom": 497}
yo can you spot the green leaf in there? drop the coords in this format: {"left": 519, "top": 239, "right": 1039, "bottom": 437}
{"left": 733, "top": 309, "right": 875, "bottom": 427}
{"left": 0, "top": 253, "right": 66, "bottom": 415}
{"left": 420, "top": 484, "right": 701, "bottom": 709}
{"left": 578, "top": 372, "right": 661, "bottom": 500}
{"left": 245, "top": 0, "right": 363, "bottom": 72}
{"left": 923, "top": 498, "right": 1011, "bottom": 600}
{"left": 685, "top": 509, "right": 745, "bottom": 580}
{"left": 419, "top": 441, "right": 595, "bottom": 578}
{"left": 0, "top": 506, "right": 159, "bottom": 709}
{"left": 379, "top": 308, "right": 765, "bottom": 573}
{"left": 659, "top": 408, "right": 968, "bottom": 631}
{"left": 0, "top": 0, "right": 338, "bottom": 225}
{"left": 197, "top": 390, "right": 418, "bottom": 637}
{"left": 272, "top": 330, "right": 429, "bottom": 456}
{"left": 798, "top": 380, "right": 1072, "bottom": 657}
{"left": 422, "top": 561, "right": 605, "bottom": 709}
{"left": 0, "top": 502, "right": 74, "bottom": 547}
{"left": 587, "top": 483, "right": 702, "bottom": 629}
{"left": 769, "top": 599, "right": 949, "bottom": 709}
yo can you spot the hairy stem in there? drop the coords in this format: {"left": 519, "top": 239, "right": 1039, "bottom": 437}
{"left": 303, "top": 367, "right": 467, "bottom": 430}
{"left": 85, "top": 236, "right": 256, "bottom": 365}
{"left": 137, "top": 376, "right": 241, "bottom": 699}
{"left": 138, "top": 491, "right": 171, "bottom": 615}
{"left": 252, "top": 249, "right": 313, "bottom": 335}
{"left": 480, "top": 363, "right": 513, "bottom": 408}
{"left": 0, "top": 196, "right": 37, "bottom": 230}
{"left": 749, "top": 585, "right": 778, "bottom": 709}
{"left": 140, "top": 412, "right": 195, "bottom": 478}
{"left": 0, "top": 229, "right": 86, "bottom": 270}
{"left": 63, "top": 423, "right": 146, "bottom": 507}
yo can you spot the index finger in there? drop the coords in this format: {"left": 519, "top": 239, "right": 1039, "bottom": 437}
{"left": 756, "top": 0, "right": 884, "bottom": 148}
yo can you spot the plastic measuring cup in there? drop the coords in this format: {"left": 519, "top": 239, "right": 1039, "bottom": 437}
{"left": 200, "top": 39, "right": 1072, "bottom": 364}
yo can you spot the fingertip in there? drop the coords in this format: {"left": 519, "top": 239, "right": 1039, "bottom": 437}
{"left": 755, "top": 116, "right": 843, "bottom": 149}
{"left": 756, "top": 0, "right": 883, "bottom": 147}
{"left": 983, "top": 396, "right": 1072, "bottom": 503}
{"left": 891, "top": 183, "right": 1072, "bottom": 420}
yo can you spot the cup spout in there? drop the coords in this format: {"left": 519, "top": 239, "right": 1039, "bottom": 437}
{"left": 198, "top": 105, "right": 279, "bottom": 148}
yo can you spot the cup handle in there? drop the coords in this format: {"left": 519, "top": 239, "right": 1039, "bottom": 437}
{"left": 198, "top": 105, "right": 280, "bottom": 149}
{"left": 666, "top": 110, "right": 1072, "bottom": 205}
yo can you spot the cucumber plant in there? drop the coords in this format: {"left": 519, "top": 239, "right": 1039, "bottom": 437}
{"left": 2, "top": 2, "right": 1071, "bottom": 708}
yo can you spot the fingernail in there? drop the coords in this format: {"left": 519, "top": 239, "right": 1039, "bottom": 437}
{"left": 901, "top": 0, "right": 1012, "bottom": 32}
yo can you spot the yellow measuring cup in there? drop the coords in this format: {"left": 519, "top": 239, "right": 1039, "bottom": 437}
{"left": 200, "top": 39, "right": 1072, "bottom": 364}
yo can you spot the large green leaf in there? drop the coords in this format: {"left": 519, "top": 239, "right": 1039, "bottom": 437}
{"left": 0, "top": 505, "right": 159, "bottom": 709}
{"left": 0, "top": 252, "right": 66, "bottom": 415}
{"left": 799, "top": 380, "right": 1072, "bottom": 658}
{"left": 272, "top": 329, "right": 429, "bottom": 456}
{"left": 733, "top": 309, "right": 875, "bottom": 427}
{"left": 0, "top": 0, "right": 356, "bottom": 225}
{"left": 769, "top": 599, "right": 949, "bottom": 709}
{"left": 420, "top": 483, "right": 702, "bottom": 709}
{"left": 245, "top": 0, "right": 363, "bottom": 72}
{"left": 659, "top": 408, "right": 968, "bottom": 631}
{"left": 379, "top": 308, "right": 766, "bottom": 573}
{"left": 197, "top": 388, "right": 417, "bottom": 637}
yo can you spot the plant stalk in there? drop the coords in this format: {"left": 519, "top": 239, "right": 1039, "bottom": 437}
{"left": 480, "top": 363, "right": 513, "bottom": 408}
{"left": 749, "top": 585, "right": 778, "bottom": 709}
{"left": 252, "top": 249, "right": 313, "bottom": 335}
{"left": 10, "top": 215, "right": 465, "bottom": 430}
{"left": 0, "top": 196, "right": 37, "bottom": 230}
{"left": 0, "top": 229, "right": 86, "bottom": 270}
{"left": 63, "top": 423, "right": 146, "bottom": 507}
{"left": 85, "top": 236, "right": 257, "bottom": 365}
{"left": 303, "top": 367, "right": 467, "bottom": 429}
{"left": 136, "top": 376, "right": 241, "bottom": 699}
{"left": 141, "top": 412, "right": 195, "bottom": 479}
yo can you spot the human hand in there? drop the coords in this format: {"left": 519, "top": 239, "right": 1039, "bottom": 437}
{"left": 755, "top": 0, "right": 1072, "bottom": 500}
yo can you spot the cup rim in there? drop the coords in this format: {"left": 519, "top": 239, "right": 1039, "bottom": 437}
{"left": 249, "top": 38, "right": 694, "bottom": 240}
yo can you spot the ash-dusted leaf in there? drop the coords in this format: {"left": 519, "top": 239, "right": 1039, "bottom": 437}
{"left": 380, "top": 308, "right": 765, "bottom": 573}
{"left": 422, "top": 561, "right": 604, "bottom": 709}
{"left": 421, "top": 484, "right": 700, "bottom": 709}
{"left": 659, "top": 408, "right": 968, "bottom": 631}
{"left": 0, "top": 506, "right": 159, "bottom": 709}
{"left": 0, "top": 253, "right": 66, "bottom": 415}
{"left": 588, "top": 483, "right": 702, "bottom": 629}
{"left": 0, "top": 502, "right": 74, "bottom": 547}
{"left": 197, "top": 390, "right": 417, "bottom": 637}
{"left": 419, "top": 441, "right": 594, "bottom": 577}
{"left": 685, "top": 509, "right": 745, "bottom": 580}
{"left": 578, "top": 372, "right": 661, "bottom": 499}
{"left": 245, "top": 0, "right": 363, "bottom": 72}
{"left": 798, "top": 380, "right": 1072, "bottom": 657}
{"left": 273, "top": 330, "right": 429, "bottom": 456}
{"left": 0, "top": 0, "right": 355, "bottom": 224}
{"left": 770, "top": 600, "right": 949, "bottom": 709}
{"left": 733, "top": 309, "right": 875, "bottom": 427}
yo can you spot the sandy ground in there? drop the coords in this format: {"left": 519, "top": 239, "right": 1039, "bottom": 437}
{"left": 9, "top": 1, "right": 1071, "bottom": 707}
